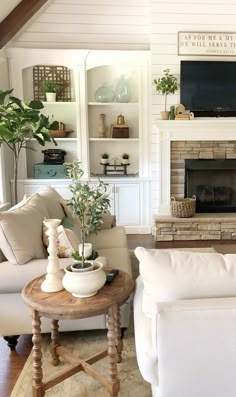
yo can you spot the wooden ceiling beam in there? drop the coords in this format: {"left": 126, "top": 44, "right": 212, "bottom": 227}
{"left": 0, "top": 0, "right": 48, "bottom": 49}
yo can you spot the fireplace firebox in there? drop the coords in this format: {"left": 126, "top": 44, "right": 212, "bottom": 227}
{"left": 185, "top": 159, "right": 236, "bottom": 213}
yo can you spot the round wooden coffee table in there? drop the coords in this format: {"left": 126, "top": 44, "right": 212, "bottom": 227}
{"left": 22, "top": 269, "right": 134, "bottom": 397}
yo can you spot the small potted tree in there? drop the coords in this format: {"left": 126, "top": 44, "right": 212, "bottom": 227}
{"left": 121, "top": 153, "right": 129, "bottom": 164}
{"left": 62, "top": 161, "right": 110, "bottom": 297}
{"left": 0, "top": 89, "right": 58, "bottom": 204}
{"left": 42, "top": 80, "right": 61, "bottom": 102}
{"left": 153, "top": 69, "right": 178, "bottom": 120}
{"left": 101, "top": 152, "right": 109, "bottom": 164}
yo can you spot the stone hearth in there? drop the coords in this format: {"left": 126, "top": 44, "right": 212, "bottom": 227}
{"left": 154, "top": 213, "right": 236, "bottom": 241}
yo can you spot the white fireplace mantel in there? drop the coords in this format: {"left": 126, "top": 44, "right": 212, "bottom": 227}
{"left": 154, "top": 119, "right": 236, "bottom": 215}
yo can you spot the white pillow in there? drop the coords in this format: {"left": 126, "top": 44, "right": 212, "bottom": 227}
{"left": 0, "top": 194, "right": 48, "bottom": 265}
{"left": 135, "top": 247, "right": 236, "bottom": 318}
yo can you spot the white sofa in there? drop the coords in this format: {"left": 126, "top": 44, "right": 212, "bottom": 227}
{"left": 0, "top": 186, "right": 132, "bottom": 349}
{"left": 134, "top": 247, "right": 236, "bottom": 397}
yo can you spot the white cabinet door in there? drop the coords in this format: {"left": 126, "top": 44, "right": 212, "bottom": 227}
{"left": 114, "top": 183, "right": 140, "bottom": 226}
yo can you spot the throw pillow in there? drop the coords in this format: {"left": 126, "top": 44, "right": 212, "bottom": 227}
{"left": 43, "top": 222, "right": 79, "bottom": 258}
{"left": 38, "top": 186, "right": 65, "bottom": 220}
{"left": 0, "top": 194, "right": 48, "bottom": 265}
{"left": 135, "top": 247, "right": 236, "bottom": 318}
{"left": 61, "top": 216, "right": 81, "bottom": 241}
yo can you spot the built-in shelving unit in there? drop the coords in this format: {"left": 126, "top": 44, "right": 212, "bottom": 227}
{"left": 7, "top": 48, "right": 151, "bottom": 233}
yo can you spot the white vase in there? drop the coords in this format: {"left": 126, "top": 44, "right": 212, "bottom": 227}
{"left": 46, "top": 92, "right": 56, "bottom": 102}
{"left": 62, "top": 262, "right": 106, "bottom": 298}
{"left": 121, "top": 159, "right": 129, "bottom": 164}
{"left": 41, "top": 219, "right": 64, "bottom": 293}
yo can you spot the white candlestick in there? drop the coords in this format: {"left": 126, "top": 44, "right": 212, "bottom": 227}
{"left": 79, "top": 243, "right": 92, "bottom": 258}
{"left": 41, "top": 219, "right": 64, "bottom": 292}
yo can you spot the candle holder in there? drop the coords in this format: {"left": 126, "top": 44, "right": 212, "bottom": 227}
{"left": 41, "top": 219, "right": 64, "bottom": 292}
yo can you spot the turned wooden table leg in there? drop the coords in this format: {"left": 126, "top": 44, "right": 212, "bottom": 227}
{"left": 107, "top": 305, "right": 120, "bottom": 397}
{"left": 114, "top": 305, "right": 123, "bottom": 363}
{"left": 31, "top": 310, "right": 44, "bottom": 397}
{"left": 50, "top": 319, "right": 60, "bottom": 366}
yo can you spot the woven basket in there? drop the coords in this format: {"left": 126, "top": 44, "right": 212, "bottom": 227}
{"left": 170, "top": 195, "right": 196, "bottom": 218}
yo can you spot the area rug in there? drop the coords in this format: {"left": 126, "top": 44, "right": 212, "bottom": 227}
{"left": 10, "top": 327, "right": 151, "bottom": 397}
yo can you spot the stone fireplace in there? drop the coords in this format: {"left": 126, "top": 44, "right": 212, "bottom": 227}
{"left": 171, "top": 141, "right": 236, "bottom": 213}
{"left": 154, "top": 120, "right": 236, "bottom": 241}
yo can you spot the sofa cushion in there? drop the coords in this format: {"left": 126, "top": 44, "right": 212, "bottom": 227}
{"left": 38, "top": 186, "right": 65, "bottom": 220}
{"left": 135, "top": 247, "right": 236, "bottom": 317}
{"left": 0, "top": 194, "right": 48, "bottom": 265}
{"left": 0, "top": 249, "right": 6, "bottom": 263}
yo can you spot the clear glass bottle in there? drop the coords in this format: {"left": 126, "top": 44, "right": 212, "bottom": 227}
{"left": 115, "top": 75, "right": 130, "bottom": 103}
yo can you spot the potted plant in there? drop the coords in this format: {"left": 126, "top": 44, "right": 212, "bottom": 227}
{"left": 62, "top": 161, "right": 110, "bottom": 297}
{"left": 42, "top": 80, "right": 62, "bottom": 102}
{"left": 0, "top": 89, "right": 58, "bottom": 204}
{"left": 153, "top": 69, "right": 178, "bottom": 120}
{"left": 121, "top": 153, "right": 129, "bottom": 164}
{"left": 101, "top": 152, "right": 109, "bottom": 164}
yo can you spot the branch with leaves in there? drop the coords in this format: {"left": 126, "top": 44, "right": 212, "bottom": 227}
{"left": 153, "top": 69, "right": 178, "bottom": 112}
{"left": 65, "top": 161, "right": 110, "bottom": 268}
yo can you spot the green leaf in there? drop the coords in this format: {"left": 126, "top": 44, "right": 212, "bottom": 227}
{"left": 29, "top": 100, "right": 44, "bottom": 110}
{"left": 0, "top": 89, "right": 13, "bottom": 105}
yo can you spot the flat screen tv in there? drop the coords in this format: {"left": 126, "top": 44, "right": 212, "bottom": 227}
{"left": 180, "top": 60, "right": 236, "bottom": 117}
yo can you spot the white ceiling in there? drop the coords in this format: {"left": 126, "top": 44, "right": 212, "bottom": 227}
{"left": 0, "top": 0, "right": 21, "bottom": 23}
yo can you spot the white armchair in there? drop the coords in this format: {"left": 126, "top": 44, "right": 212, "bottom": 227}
{"left": 133, "top": 248, "right": 236, "bottom": 397}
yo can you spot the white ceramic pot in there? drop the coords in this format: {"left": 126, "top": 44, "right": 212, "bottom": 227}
{"left": 100, "top": 158, "right": 109, "bottom": 164}
{"left": 121, "top": 159, "right": 129, "bottom": 164}
{"left": 46, "top": 92, "right": 56, "bottom": 102}
{"left": 62, "top": 261, "right": 106, "bottom": 298}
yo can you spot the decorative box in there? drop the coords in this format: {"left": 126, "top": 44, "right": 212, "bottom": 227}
{"left": 33, "top": 163, "right": 66, "bottom": 179}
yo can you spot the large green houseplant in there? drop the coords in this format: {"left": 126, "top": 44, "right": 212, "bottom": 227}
{"left": 65, "top": 161, "right": 110, "bottom": 269}
{"left": 0, "top": 89, "right": 58, "bottom": 203}
{"left": 153, "top": 69, "right": 178, "bottom": 120}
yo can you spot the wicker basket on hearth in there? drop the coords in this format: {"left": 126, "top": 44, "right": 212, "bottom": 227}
{"left": 170, "top": 195, "right": 196, "bottom": 218}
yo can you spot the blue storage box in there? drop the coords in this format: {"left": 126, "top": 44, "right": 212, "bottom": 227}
{"left": 33, "top": 163, "right": 66, "bottom": 179}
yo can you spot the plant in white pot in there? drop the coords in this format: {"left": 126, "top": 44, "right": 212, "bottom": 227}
{"left": 42, "top": 80, "right": 62, "bottom": 102}
{"left": 62, "top": 161, "right": 111, "bottom": 297}
{"left": 153, "top": 69, "right": 178, "bottom": 120}
{"left": 121, "top": 153, "right": 129, "bottom": 164}
{"left": 100, "top": 152, "right": 109, "bottom": 164}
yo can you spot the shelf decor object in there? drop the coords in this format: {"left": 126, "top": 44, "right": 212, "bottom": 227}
{"left": 98, "top": 113, "right": 106, "bottom": 137}
{"left": 100, "top": 162, "right": 130, "bottom": 176}
{"left": 95, "top": 82, "right": 115, "bottom": 102}
{"left": 110, "top": 114, "right": 129, "bottom": 138}
{"left": 41, "top": 219, "right": 64, "bottom": 293}
{"left": 115, "top": 75, "right": 130, "bottom": 103}
{"left": 33, "top": 65, "right": 72, "bottom": 102}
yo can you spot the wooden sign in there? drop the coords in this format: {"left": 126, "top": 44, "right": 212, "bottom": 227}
{"left": 178, "top": 32, "right": 236, "bottom": 56}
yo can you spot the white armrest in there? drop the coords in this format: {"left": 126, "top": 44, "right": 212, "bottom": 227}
{"left": 153, "top": 297, "right": 236, "bottom": 397}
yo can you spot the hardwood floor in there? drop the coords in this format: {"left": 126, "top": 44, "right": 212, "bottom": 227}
{"left": 0, "top": 233, "right": 235, "bottom": 397}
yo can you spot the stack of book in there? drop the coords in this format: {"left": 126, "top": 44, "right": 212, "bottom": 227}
{"left": 175, "top": 113, "right": 190, "bottom": 120}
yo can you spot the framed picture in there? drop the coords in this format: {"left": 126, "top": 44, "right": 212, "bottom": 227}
{"left": 178, "top": 32, "right": 236, "bottom": 56}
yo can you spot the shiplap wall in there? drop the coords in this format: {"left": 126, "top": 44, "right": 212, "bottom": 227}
{"left": 13, "top": 0, "right": 150, "bottom": 50}
{"left": 151, "top": 0, "right": 236, "bottom": 218}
